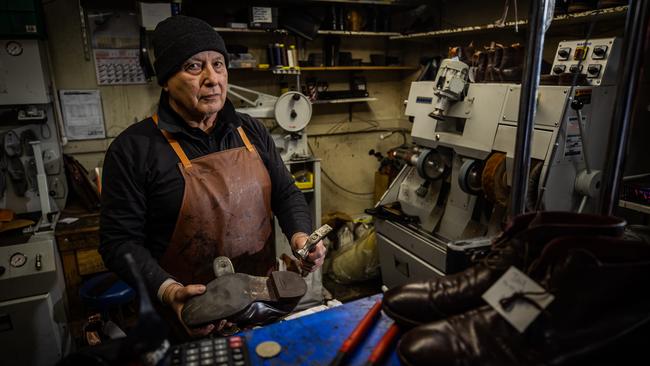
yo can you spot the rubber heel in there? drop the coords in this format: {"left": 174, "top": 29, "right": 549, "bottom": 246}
{"left": 270, "top": 271, "right": 308, "bottom": 299}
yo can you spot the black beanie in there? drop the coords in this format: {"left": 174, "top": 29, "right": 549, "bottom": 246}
{"left": 152, "top": 15, "right": 229, "bottom": 86}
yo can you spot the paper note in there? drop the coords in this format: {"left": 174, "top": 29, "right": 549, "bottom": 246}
{"left": 482, "top": 266, "right": 554, "bottom": 333}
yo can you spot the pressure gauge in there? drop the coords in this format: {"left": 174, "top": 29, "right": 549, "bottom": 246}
{"left": 10, "top": 252, "right": 27, "bottom": 268}
{"left": 5, "top": 41, "right": 23, "bottom": 56}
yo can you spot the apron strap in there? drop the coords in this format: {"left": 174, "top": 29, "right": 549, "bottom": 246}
{"left": 237, "top": 127, "right": 254, "bottom": 152}
{"left": 152, "top": 114, "right": 192, "bottom": 169}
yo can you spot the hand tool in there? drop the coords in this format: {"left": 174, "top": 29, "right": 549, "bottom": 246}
{"left": 293, "top": 224, "right": 333, "bottom": 261}
{"left": 329, "top": 299, "right": 383, "bottom": 366}
{"left": 364, "top": 323, "right": 400, "bottom": 366}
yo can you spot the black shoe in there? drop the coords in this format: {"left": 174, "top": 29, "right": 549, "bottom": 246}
{"left": 181, "top": 257, "right": 307, "bottom": 328}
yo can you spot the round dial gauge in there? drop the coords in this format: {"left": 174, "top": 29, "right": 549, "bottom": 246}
{"left": 5, "top": 41, "right": 23, "bottom": 56}
{"left": 10, "top": 252, "right": 27, "bottom": 268}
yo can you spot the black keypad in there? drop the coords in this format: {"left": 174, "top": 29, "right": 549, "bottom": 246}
{"left": 168, "top": 335, "right": 251, "bottom": 366}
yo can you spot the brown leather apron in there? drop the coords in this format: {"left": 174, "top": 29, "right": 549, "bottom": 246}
{"left": 153, "top": 114, "right": 276, "bottom": 285}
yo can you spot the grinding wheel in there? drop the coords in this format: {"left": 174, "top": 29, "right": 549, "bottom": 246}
{"left": 482, "top": 152, "right": 509, "bottom": 206}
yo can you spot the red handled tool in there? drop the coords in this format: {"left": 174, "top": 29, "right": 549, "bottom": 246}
{"left": 364, "top": 323, "right": 400, "bottom": 366}
{"left": 329, "top": 299, "right": 383, "bottom": 366}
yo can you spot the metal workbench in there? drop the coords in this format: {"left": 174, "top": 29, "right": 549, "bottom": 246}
{"left": 242, "top": 294, "right": 400, "bottom": 366}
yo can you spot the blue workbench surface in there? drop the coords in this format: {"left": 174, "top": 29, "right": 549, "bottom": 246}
{"left": 242, "top": 294, "right": 401, "bottom": 366}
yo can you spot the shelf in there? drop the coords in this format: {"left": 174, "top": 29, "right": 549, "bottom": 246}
{"left": 390, "top": 5, "right": 628, "bottom": 40}
{"left": 619, "top": 200, "right": 650, "bottom": 215}
{"left": 304, "top": 0, "right": 411, "bottom": 5}
{"left": 317, "top": 30, "right": 401, "bottom": 37}
{"left": 214, "top": 27, "right": 288, "bottom": 34}
{"left": 301, "top": 66, "right": 417, "bottom": 71}
{"left": 312, "top": 97, "right": 378, "bottom": 104}
{"left": 235, "top": 66, "right": 417, "bottom": 74}
{"left": 215, "top": 27, "right": 399, "bottom": 37}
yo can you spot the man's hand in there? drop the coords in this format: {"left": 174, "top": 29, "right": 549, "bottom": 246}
{"left": 291, "top": 232, "right": 327, "bottom": 273}
{"left": 163, "top": 283, "right": 215, "bottom": 337}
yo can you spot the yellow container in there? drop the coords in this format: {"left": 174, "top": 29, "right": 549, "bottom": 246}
{"left": 293, "top": 170, "right": 314, "bottom": 190}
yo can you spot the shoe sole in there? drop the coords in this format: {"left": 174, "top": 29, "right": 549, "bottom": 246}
{"left": 181, "top": 271, "right": 307, "bottom": 327}
{"left": 382, "top": 303, "right": 426, "bottom": 329}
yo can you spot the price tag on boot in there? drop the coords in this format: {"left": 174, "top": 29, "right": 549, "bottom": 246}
{"left": 482, "top": 266, "right": 554, "bottom": 333}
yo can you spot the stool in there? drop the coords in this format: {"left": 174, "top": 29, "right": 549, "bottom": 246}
{"left": 79, "top": 272, "right": 135, "bottom": 324}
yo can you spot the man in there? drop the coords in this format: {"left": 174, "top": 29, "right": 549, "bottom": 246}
{"left": 99, "top": 15, "right": 326, "bottom": 338}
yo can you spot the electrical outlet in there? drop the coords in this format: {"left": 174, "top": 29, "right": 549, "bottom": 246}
{"left": 43, "top": 149, "right": 60, "bottom": 175}
{"left": 48, "top": 176, "right": 65, "bottom": 199}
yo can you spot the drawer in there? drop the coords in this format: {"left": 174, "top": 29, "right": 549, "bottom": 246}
{"left": 378, "top": 233, "right": 444, "bottom": 289}
{"left": 57, "top": 232, "right": 100, "bottom": 251}
{"left": 376, "top": 219, "right": 447, "bottom": 272}
{"left": 76, "top": 248, "right": 106, "bottom": 276}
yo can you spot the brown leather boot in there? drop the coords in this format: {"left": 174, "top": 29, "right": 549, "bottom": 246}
{"left": 474, "top": 51, "right": 488, "bottom": 82}
{"left": 382, "top": 212, "right": 626, "bottom": 328}
{"left": 397, "top": 237, "right": 650, "bottom": 366}
{"left": 485, "top": 44, "right": 504, "bottom": 82}
{"left": 500, "top": 43, "right": 525, "bottom": 82}
{"left": 494, "top": 44, "right": 515, "bottom": 82}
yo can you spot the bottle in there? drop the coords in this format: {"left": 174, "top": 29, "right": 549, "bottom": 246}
{"left": 279, "top": 44, "right": 288, "bottom": 67}
{"left": 290, "top": 45, "right": 299, "bottom": 67}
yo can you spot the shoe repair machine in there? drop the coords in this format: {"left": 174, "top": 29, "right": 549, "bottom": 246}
{"left": 0, "top": 39, "right": 71, "bottom": 365}
{"left": 376, "top": 38, "right": 622, "bottom": 288}
{"left": 227, "top": 84, "right": 313, "bottom": 162}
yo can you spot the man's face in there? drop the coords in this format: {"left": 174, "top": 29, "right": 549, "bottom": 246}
{"left": 165, "top": 50, "right": 228, "bottom": 120}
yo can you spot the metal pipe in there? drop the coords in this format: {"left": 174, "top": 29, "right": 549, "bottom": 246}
{"left": 509, "top": 0, "right": 553, "bottom": 217}
{"left": 599, "top": 0, "right": 649, "bottom": 215}
{"left": 575, "top": 109, "right": 591, "bottom": 174}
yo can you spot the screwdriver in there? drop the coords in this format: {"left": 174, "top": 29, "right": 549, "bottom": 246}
{"left": 329, "top": 299, "right": 383, "bottom": 366}
{"left": 364, "top": 323, "right": 400, "bottom": 366}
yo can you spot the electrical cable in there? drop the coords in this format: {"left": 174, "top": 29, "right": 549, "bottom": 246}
{"left": 307, "top": 141, "right": 374, "bottom": 196}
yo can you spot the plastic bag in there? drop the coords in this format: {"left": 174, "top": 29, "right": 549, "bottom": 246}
{"left": 327, "top": 227, "right": 380, "bottom": 284}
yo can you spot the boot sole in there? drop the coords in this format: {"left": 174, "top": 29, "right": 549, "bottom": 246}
{"left": 181, "top": 271, "right": 307, "bottom": 327}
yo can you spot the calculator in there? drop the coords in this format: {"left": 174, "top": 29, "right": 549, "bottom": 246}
{"left": 168, "top": 335, "right": 251, "bottom": 366}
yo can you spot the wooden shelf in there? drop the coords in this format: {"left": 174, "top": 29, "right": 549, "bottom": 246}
{"left": 214, "top": 27, "right": 288, "bottom": 34}
{"left": 390, "top": 5, "right": 628, "bottom": 40}
{"left": 312, "top": 97, "right": 378, "bottom": 104}
{"left": 317, "top": 30, "right": 401, "bottom": 37}
{"left": 305, "top": 0, "right": 410, "bottom": 5}
{"left": 619, "top": 200, "right": 650, "bottom": 214}
{"left": 301, "top": 66, "right": 417, "bottom": 71}
{"left": 236, "top": 66, "right": 417, "bottom": 73}
{"left": 215, "top": 27, "right": 399, "bottom": 37}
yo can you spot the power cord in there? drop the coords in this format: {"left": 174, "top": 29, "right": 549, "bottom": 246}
{"left": 307, "top": 141, "right": 374, "bottom": 196}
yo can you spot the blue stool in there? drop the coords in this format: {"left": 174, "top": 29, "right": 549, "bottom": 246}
{"left": 79, "top": 272, "right": 135, "bottom": 323}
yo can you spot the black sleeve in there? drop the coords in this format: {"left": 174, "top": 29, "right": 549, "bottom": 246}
{"left": 241, "top": 114, "right": 313, "bottom": 240}
{"left": 99, "top": 132, "right": 171, "bottom": 296}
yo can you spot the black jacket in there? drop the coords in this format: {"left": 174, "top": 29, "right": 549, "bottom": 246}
{"left": 99, "top": 92, "right": 312, "bottom": 295}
